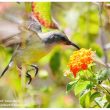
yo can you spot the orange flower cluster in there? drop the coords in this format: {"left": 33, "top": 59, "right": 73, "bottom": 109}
{"left": 68, "top": 48, "right": 94, "bottom": 77}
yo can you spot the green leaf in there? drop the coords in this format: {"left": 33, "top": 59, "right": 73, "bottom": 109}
{"left": 106, "top": 94, "right": 110, "bottom": 103}
{"left": 80, "top": 90, "right": 91, "bottom": 108}
{"left": 90, "top": 92, "right": 101, "bottom": 101}
{"left": 86, "top": 82, "right": 94, "bottom": 90}
{"left": 50, "top": 51, "right": 61, "bottom": 73}
{"left": 66, "top": 80, "right": 78, "bottom": 93}
{"left": 97, "top": 69, "right": 110, "bottom": 81}
{"left": 74, "top": 80, "right": 90, "bottom": 95}
{"left": 88, "top": 63, "right": 96, "bottom": 68}
{"left": 94, "top": 97, "right": 107, "bottom": 108}
{"left": 88, "top": 23, "right": 98, "bottom": 35}
{"left": 104, "top": 102, "right": 110, "bottom": 108}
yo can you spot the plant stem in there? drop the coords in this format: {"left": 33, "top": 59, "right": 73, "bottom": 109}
{"left": 98, "top": 3, "right": 108, "bottom": 66}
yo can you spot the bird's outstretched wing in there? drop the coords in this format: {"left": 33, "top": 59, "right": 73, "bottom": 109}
{"left": 0, "top": 19, "right": 42, "bottom": 47}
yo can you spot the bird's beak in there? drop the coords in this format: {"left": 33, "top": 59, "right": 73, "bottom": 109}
{"left": 70, "top": 41, "right": 80, "bottom": 50}
{"left": 66, "top": 40, "right": 80, "bottom": 50}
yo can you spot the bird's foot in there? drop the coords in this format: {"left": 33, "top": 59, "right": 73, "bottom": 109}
{"left": 26, "top": 70, "right": 32, "bottom": 84}
{"left": 30, "top": 64, "right": 39, "bottom": 77}
{"left": 26, "top": 65, "right": 39, "bottom": 84}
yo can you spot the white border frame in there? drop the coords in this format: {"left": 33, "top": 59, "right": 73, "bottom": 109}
{"left": 0, "top": 0, "right": 110, "bottom": 2}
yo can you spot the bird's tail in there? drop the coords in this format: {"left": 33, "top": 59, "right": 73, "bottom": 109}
{"left": 0, "top": 58, "right": 13, "bottom": 78}
{"left": 0, "top": 44, "right": 19, "bottom": 78}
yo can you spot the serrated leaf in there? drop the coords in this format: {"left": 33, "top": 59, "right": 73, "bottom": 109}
{"left": 74, "top": 80, "right": 90, "bottom": 95}
{"left": 32, "top": 2, "right": 57, "bottom": 29}
{"left": 80, "top": 90, "right": 91, "bottom": 108}
{"left": 66, "top": 80, "right": 78, "bottom": 93}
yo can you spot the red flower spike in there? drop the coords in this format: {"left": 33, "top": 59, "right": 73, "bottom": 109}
{"left": 32, "top": 2, "right": 58, "bottom": 29}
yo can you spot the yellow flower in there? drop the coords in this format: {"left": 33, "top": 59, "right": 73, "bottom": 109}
{"left": 68, "top": 48, "right": 95, "bottom": 77}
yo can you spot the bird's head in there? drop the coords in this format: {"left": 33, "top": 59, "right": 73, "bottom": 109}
{"left": 42, "top": 30, "right": 80, "bottom": 50}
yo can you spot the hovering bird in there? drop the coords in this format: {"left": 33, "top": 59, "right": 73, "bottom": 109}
{"left": 0, "top": 2, "right": 80, "bottom": 84}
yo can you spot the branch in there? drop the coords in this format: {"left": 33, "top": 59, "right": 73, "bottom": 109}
{"left": 98, "top": 3, "right": 109, "bottom": 67}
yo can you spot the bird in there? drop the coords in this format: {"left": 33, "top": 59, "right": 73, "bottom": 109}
{"left": 0, "top": 3, "right": 80, "bottom": 84}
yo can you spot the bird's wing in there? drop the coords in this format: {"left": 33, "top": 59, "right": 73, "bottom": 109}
{"left": 0, "top": 23, "right": 43, "bottom": 47}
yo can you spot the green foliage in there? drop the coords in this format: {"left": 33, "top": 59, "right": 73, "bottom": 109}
{"left": 66, "top": 80, "right": 78, "bottom": 93}
{"left": 50, "top": 51, "right": 61, "bottom": 73}
{"left": 94, "top": 97, "right": 108, "bottom": 108}
{"left": 67, "top": 64, "right": 110, "bottom": 107}
{"left": 80, "top": 90, "right": 91, "bottom": 108}
{"left": 97, "top": 69, "right": 110, "bottom": 81}
{"left": 90, "top": 92, "right": 101, "bottom": 102}
{"left": 74, "top": 80, "right": 90, "bottom": 95}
